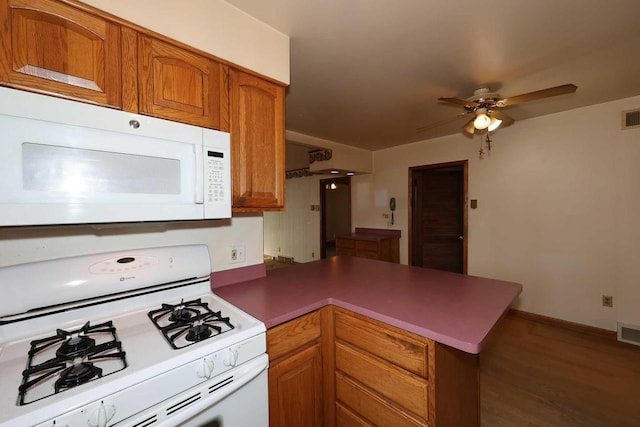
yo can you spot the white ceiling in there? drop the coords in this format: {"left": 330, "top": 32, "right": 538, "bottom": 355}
{"left": 226, "top": 0, "right": 640, "bottom": 151}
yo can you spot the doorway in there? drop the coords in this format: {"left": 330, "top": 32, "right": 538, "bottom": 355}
{"left": 409, "top": 161, "right": 467, "bottom": 273}
{"left": 320, "top": 176, "right": 351, "bottom": 258}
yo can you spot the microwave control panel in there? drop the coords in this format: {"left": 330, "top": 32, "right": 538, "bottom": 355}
{"left": 206, "top": 150, "right": 227, "bottom": 204}
{"left": 203, "top": 134, "right": 231, "bottom": 219}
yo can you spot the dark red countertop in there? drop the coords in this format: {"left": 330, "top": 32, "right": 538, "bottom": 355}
{"left": 214, "top": 256, "right": 522, "bottom": 354}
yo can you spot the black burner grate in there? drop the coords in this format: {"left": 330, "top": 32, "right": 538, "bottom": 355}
{"left": 19, "top": 321, "right": 127, "bottom": 405}
{"left": 148, "top": 298, "right": 235, "bottom": 349}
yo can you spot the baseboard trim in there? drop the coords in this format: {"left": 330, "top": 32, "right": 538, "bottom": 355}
{"left": 508, "top": 309, "right": 616, "bottom": 340}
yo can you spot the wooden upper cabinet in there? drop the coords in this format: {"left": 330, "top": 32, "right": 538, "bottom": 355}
{"left": 229, "top": 68, "right": 285, "bottom": 211}
{"left": 138, "top": 35, "right": 229, "bottom": 130}
{"left": 0, "top": 0, "right": 122, "bottom": 107}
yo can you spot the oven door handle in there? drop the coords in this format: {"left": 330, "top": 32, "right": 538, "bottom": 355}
{"left": 146, "top": 354, "right": 268, "bottom": 427}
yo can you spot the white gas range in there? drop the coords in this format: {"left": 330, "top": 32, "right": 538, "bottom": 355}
{"left": 0, "top": 245, "right": 268, "bottom": 427}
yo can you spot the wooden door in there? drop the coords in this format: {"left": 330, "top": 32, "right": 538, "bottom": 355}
{"left": 138, "top": 35, "right": 228, "bottom": 129}
{"left": 410, "top": 161, "right": 467, "bottom": 273}
{"left": 229, "top": 68, "right": 285, "bottom": 211}
{"left": 0, "top": 0, "right": 122, "bottom": 107}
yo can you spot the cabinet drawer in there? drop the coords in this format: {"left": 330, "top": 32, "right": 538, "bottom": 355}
{"left": 336, "top": 342, "right": 428, "bottom": 420}
{"left": 336, "top": 248, "right": 356, "bottom": 256}
{"left": 336, "top": 372, "right": 426, "bottom": 427}
{"left": 336, "top": 402, "right": 369, "bottom": 427}
{"left": 355, "top": 240, "right": 379, "bottom": 253}
{"left": 336, "top": 238, "right": 355, "bottom": 249}
{"left": 267, "top": 310, "right": 321, "bottom": 361}
{"left": 335, "top": 309, "right": 429, "bottom": 377}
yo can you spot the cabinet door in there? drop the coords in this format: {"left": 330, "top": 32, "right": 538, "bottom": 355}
{"left": 0, "top": 0, "right": 122, "bottom": 107}
{"left": 229, "top": 68, "right": 285, "bottom": 211}
{"left": 269, "top": 342, "right": 324, "bottom": 427}
{"left": 138, "top": 35, "right": 228, "bottom": 130}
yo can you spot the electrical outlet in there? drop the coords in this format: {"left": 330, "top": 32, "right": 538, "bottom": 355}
{"left": 602, "top": 295, "right": 613, "bottom": 307}
{"left": 228, "top": 245, "right": 246, "bottom": 264}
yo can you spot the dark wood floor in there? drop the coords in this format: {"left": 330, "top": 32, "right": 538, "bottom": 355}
{"left": 480, "top": 313, "right": 640, "bottom": 426}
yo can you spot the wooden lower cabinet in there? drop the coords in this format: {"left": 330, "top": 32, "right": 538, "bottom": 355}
{"left": 267, "top": 309, "right": 325, "bottom": 427}
{"left": 269, "top": 342, "right": 323, "bottom": 426}
{"left": 334, "top": 307, "right": 431, "bottom": 426}
{"left": 267, "top": 306, "right": 479, "bottom": 427}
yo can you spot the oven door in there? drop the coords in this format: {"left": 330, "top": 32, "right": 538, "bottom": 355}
{"left": 122, "top": 354, "right": 269, "bottom": 427}
{"left": 179, "top": 368, "right": 268, "bottom": 427}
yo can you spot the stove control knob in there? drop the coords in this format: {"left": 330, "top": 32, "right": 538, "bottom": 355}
{"left": 87, "top": 401, "right": 115, "bottom": 427}
{"left": 223, "top": 348, "right": 239, "bottom": 367}
{"left": 197, "top": 357, "right": 215, "bottom": 379}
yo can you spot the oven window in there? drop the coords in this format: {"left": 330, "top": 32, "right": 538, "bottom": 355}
{"left": 22, "top": 143, "right": 181, "bottom": 195}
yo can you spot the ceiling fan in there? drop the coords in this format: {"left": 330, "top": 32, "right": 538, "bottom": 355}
{"left": 421, "top": 84, "right": 578, "bottom": 137}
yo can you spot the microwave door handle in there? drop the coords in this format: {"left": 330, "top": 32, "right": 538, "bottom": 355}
{"left": 195, "top": 146, "right": 204, "bottom": 204}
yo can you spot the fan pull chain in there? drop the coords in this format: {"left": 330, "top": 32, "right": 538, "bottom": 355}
{"left": 479, "top": 132, "right": 492, "bottom": 159}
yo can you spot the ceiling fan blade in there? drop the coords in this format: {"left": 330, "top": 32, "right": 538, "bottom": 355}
{"left": 491, "top": 110, "right": 515, "bottom": 127}
{"left": 497, "top": 84, "right": 577, "bottom": 107}
{"left": 417, "top": 111, "right": 472, "bottom": 132}
{"left": 438, "top": 97, "right": 480, "bottom": 108}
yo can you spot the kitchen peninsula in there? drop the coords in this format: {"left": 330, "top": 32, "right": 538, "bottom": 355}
{"left": 215, "top": 256, "right": 522, "bottom": 426}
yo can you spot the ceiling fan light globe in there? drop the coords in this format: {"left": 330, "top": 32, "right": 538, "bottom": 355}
{"left": 488, "top": 117, "right": 502, "bottom": 132}
{"left": 464, "top": 120, "right": 476, "bottom": 134}
{"left": 473, "top": 113, "right": 491, "bottom": 130}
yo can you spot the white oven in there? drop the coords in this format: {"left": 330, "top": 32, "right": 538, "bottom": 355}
{"left": 0, "top": 87, "right": 231, "bottom": 226}
{"left": 0, "top": 245, "right": 268, "bottom": 427}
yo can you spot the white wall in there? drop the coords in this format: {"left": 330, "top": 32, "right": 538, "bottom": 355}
{"left": 0, "top": 217, "right": 262, "bottom": 272}
{"left": 264, "top": 175, "right": 329, "bottom": 263}
{"left": 0, "top": 2, "right": 290, "bottom": 271}
{"left": 81, "top": 0, "right": 290, "bottom": 84}
{"left": 352, "top": 96, "right": 640, "bottom": 331}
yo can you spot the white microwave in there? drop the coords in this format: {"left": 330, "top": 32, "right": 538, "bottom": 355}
{"left": 0, "top": 87, "right": 231, "bottom": 226}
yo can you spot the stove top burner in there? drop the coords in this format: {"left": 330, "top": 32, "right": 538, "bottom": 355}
{"left": 148, "top": 298, "right": 235, "bottom": 349}
{"left": 18, "top": 321, "right": 127, "bottom": 405}
{"left": 186, "top": 324, "right": 212, "bottom": 342}
{"left": 56, "top": 335, "right": 96, "bottom": 359}
{"left": 56, "top": 361, "right": 103, "bottom": 392}
{"left": 169, "top": 304, "right": 196, "bottom": 323}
